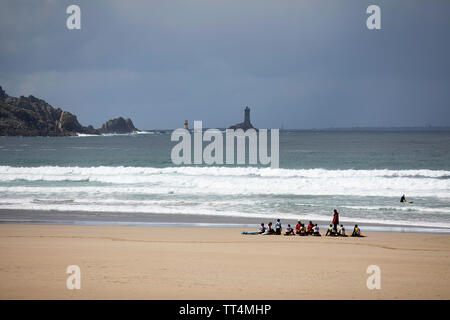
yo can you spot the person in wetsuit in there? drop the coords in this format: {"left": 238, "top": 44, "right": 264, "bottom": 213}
{"left": 332, "top": 209, "right": 339, "bottom": 233}
{"left": 258, "top": 223, "right": 266, "bottom": 234}
{"left": 284, "top": 224, "right": 294, "bottom": 235}
{"left": 265, "top": 222, "right": 276, "bottom": 235}
{"left": 352, "top": 224, "right": 362, "bottom": 237}
{"left": 326, "top": 224, "right": 336, "bottom": 236}
{"left": 275, "top": 219, "right": 282, "bottom": 235}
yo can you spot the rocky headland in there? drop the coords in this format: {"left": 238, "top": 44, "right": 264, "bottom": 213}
{"left": 0, "top": 86, "right": 138, "bottom": 136}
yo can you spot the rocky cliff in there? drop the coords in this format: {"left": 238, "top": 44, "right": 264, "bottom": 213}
{"left": 0, "top": 86, "right": 98, "bottom": 136}
{"left": 0, "top": 86, "right": 137, "bottom": 136}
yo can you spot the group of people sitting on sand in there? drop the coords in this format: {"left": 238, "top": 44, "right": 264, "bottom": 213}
{"left": 256, "top": 209, "right": 364, "bottom": 237}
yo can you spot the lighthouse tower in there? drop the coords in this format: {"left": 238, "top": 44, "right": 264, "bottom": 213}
{"left": 228, "top": 106, "right": 255, "bottom": 130}
{"left": 244, "top": 106, "right": 250, "bottom": 125}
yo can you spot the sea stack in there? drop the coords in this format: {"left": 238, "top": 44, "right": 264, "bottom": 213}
{"left": 229, "top": 106, "right": 255, "bottom": 130}
{"left": 99, "top": 117, "right": 138, "bottom": 134}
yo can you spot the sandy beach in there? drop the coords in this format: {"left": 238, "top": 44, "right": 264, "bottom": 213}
{"left": 0, "top": 224, "right": 449, "bottom": 300}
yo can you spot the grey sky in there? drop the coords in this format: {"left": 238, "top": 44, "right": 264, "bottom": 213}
{"left": 1, "top": 0, "right": 449, "bottom": 129}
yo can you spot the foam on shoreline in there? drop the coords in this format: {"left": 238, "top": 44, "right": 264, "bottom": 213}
{"left": 1, "top": 209, "right": 449, "bottom": 234}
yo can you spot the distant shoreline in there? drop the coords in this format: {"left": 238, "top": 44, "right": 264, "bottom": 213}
{"left": 2, "top": 127, "right": 450, "bottom": 137}
{"left": 121, "top": 127, "right": 450, "bottom": 132}
{"left": 285, "top": 127, "right": 450, "bottom": 132}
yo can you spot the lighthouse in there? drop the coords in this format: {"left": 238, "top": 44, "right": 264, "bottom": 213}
{"left": 244, "top": 106, "right": 250, "bottom": 124}
{"left": 228, "top": 106, "right": 255, "bottom": 130}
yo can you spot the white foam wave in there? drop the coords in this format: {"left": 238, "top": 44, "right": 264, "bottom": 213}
{"left": 343, "top": 205, "right": 450, "bottom": 214}
{"left": 75, "top": 131, "right": 153, "bottom": 137}
{"left": 1, "top": 166, "right": 449, "bottom": 228}
{"left": 0, "top": 166, "right": 449, "bottom": 197}
{"left": 75, "top": 133, "right": 98, "bottom": 137}
{"left": 1, "top": 166, "right": 449, "bottom": 178}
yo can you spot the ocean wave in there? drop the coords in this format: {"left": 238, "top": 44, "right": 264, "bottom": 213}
{"left": 75, "top": 131, "right": 153, "bottom": 137}
{"left": 1, "top": 165, "right": 449, "bottom": 178}
{"left": 75, "top": 133, "right": 99, "bottom": 137}
{"left": 0, "top": 166, "right": 449, "bottom": 198}
{"left": 100, "top": 131, "right": 152, "bottom": 136}
{"left": 343, "top": 205, "right": 450, "bottom": 214}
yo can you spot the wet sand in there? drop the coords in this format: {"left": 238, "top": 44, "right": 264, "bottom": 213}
{"left": 0, "top": 224, "right": 449, "bottom": 299}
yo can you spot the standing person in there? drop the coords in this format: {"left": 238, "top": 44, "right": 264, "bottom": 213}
{"left": 275, "top": 219, "right": 282, "bottom": 235}
{"left": 332, "top": 209, "right": 339, "bottom": 233}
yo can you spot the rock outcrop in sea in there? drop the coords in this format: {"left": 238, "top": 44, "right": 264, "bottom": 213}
{"left": 229, "top": 106, "right": 256, "bottom": 130}
{"left": 99, "top": 117, "right": 137, "bottom": 134}
{"left": 0, "top": 86, "right": 138, "bottom": 136}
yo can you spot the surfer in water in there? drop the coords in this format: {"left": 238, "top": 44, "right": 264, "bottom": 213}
{"left": 400, "top": 194, "right": 413, "bottom": 204}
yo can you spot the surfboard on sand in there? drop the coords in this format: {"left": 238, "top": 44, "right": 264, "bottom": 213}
{"left": 242, "top": 232, "right": 260, "bottom": 235}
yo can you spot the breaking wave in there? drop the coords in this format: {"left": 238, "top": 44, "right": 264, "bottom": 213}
{"left": 1, "top": 166, "right": 449, "bottom": 229}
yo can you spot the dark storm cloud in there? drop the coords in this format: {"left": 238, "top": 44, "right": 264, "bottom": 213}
{"left": 1, "top": 0, "right": 449, "bottom": 129}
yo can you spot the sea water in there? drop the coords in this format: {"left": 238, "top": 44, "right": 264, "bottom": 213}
{"left": 0, "top": 130, "right": 449, "bottom": 232}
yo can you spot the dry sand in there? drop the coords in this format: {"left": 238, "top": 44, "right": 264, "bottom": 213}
{"left": 0, "top": 224, "right": 449, "bottom": 299}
